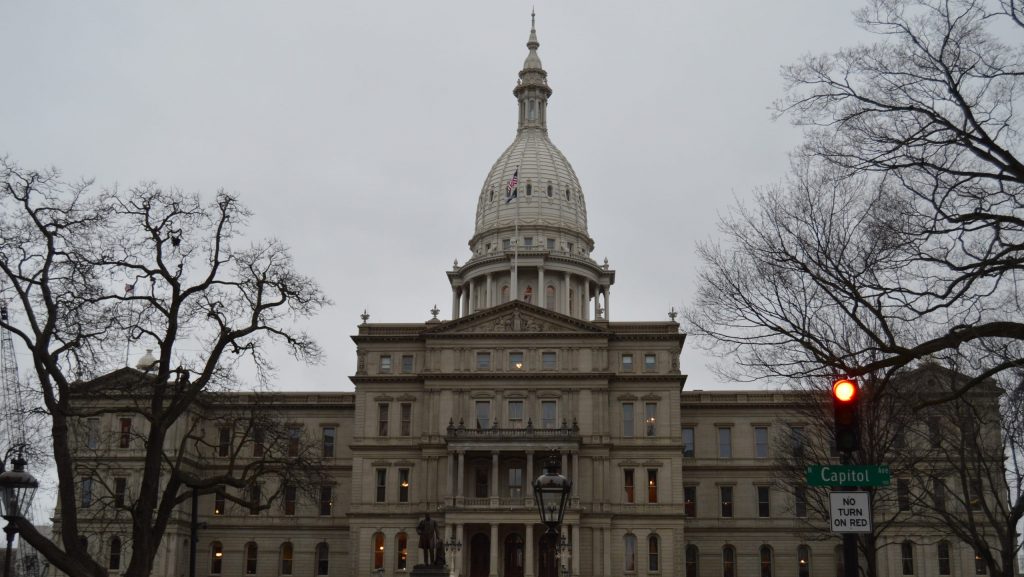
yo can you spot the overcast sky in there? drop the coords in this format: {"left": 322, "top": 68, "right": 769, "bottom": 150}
{"left": 1, "top": 1, "right": 870, "bottom": 393}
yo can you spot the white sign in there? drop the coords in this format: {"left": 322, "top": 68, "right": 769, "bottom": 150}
{"left": 829, "top": 491, "right": 872, "bottom": 533}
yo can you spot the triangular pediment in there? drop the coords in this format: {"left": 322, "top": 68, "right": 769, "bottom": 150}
{"left": 424, "top": 301, "right": 608, "bottom": 336}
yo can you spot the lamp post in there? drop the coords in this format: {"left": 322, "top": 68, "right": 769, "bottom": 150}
{"left": 0, "top": 456, "right": 39, "bottom": 577}
{"left": 533, "top": 455, "right": 571, "bottom": 577}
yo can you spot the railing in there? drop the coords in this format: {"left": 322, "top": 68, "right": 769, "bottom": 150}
{"left": 445, "top": 423, "right": 580, "bottom": 442}
{"left": 444, "top": 496, "right": 580, "bottom": 511}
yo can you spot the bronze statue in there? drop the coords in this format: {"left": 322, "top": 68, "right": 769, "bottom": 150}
{"left": 416, "top": 513, "right": 440, "bottom": 566}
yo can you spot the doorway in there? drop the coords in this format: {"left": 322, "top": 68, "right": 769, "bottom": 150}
{"left": 504, "top": 534, "right": 524, "bottom": 577}
{"left": 470, "top": 533, "right": 490, "bottom": 577}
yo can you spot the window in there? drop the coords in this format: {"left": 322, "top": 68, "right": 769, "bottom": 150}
{"left": 509, "top": 351, "right": 524, "bottom": 370}
{"left": 969, "top": 478, "right": 983, "bottom": 509}
{"left": 648, "top": 535, "right": 660, "bottom": 571}
{"left": 685, "top": 545, "right": 699, "bottom": 577}
{"left": 542, "top": 351, "right": 557, "bottom": 369}
{"left": 378, "top": 403, "right": 389, "bottom": 436}
{"left": 397, "top": 533, "right": 408, "bottom": 570}
{"left": 508, "top": 400, "right": 524, "bottom": 427}
{"left": 400, "top": 403, "right": 412, "bottom": 436}
{"left": 757, "top": 486, "right": 770, "bottom": 517}
{"left": 547, "top": 185, "right": 553, "bottom": 197}
{"left": 379, "top": 355, "right": 392, "bottom": 373}
{"left": 524, "top": 235, "right": 533, "bottom": 245}
{"left": 975, "top": 550, "right": 987, "bottom": 574}
{"left": 624, "top": 469, "right": 635, "bottom": 503}
{"left": 320, "top": 485, "right": 333, "bottom": 515}
{"left": 718, "top": 427, "right": 732, "bottom": 458}
{"left": 647, "top": 469, "right": 658, "bottom": 503}
{"left": 928, "top": 416, "right": 942, "bottom": 448}
{"left": 283, "top": 485, "right": 296, "bottom": 515}
{"left": 790, "top": 426, "right": 806, "bottom": 457}
{"left": 119, "top": 417, "right": 132, "bottom": 448}
{"left": 85, "top": 418, "right": 100, "bottom": 449}
{"left": 248, "top": 484, "right": 261, "bottom": 515}
{"left": 682, "top": 427, "right": 695, "bottom": 457}
{"left": 545, "top": 285, "right": 556, "bottom": 309}
{"left": 937, "top": 542, "right": 951, "bottom": 575}
{"left": 622, "top": 354, "right": 634, "bottom": 371}
{"left": 644, "top": 354, "right": 656, "bottom": 370}
{"left": 897, "top": 479, "right": 911, "bottom": 511}
{"left": 901, "top": 541, "right": 914, "bottom": 575}
{"left": 754, "top": 426, "right": 769, "bottom": 458}
{"left": 322, "top": 427, "right": 336, "bottom": 458}
{"left": 894, "top": 424, "right": 907, "bottom": 449}
{"left": 795, "top": 485, "right": 807, "bottom": 517}
{"left": 720, "top": 486, "right": 733, "bottom": 517}
{"left": 315, "top": 543, "right": 329, "bottom": 576}
{"left": 245, "top": 542, "right": 258, "bottom": 575}
{"left": 526, "top": 184, "right": 533, "bottom": 197}
{"left": 401, "top": 354, "right": 414, "bottom": 373}
{"left": 210, "top": 542, "right": 223, "bottom": 575}
{"left": 280, "top": 542, "right": 293, "bottom": 575}
{"left": 287, "top": 426, "right": 301, "bottom": 457}
{"left": 508, "top": 467, "right": 523, "bottom": 498}
{"left": 645, "top": 403, "right": 657, "bottom": 436}
{"left": 797, "top": 545, "right": 810, "bottom": 577}
{"left": 624, "top": 534, "right": 637, "bottom": 572}
{"left": 218, "top": 427, "right": 231, "bottom": 457}
{"left": 723, "top": 546, "right": 736, "bottom": 577}
{"left": 565, "top": 188, "right": 571, "bottom": 200}
{"left": 399, "top": 468, "right": 410, "bottom": 503}
{"left": 501, "top": 285, "right": 510, "bottom": 303}
{"left": 475, "top": 466, "right": 489, "bottom": 497}
{"left": 373, "top": 532, "right": 385, "bottom": 569}
{"left": 109, "top": 536, "right": 121, "bottom": 571}
{"left": 760, "top": 546, "right": 773, "bottom": 577}
{"left": 82, "top": 478, "right": 93, "bottom": 508}
{"left": 213, "top": 487, "right": 225, "bottom": 515}
{"left": 252, "top": 428, "right": 265, "bottom": 458}
{"left": 477, "top": 351, "right": 491, "bottom": 369}
{"left": 375, "top": 469, "right": 387, "bottom": 503}
{"left": 623, "top": 403, "right": 635, "bottom": 437}
{"left": 475, "top": 400, "right": 491, "bottom": 429}
{"left": 684, "top": 486, "right": 697, "bottom": 517}
{"left": 933, "top": 479, "right": 946, "bottom": 511}
{"left": 114, "top": 477, "right": 127, "bottom": 508}
{"left": 546, "top": 238, "right": 555, "bottom": 249}
{"left": 542, "top": 400, "right": 557, "bottom": 429}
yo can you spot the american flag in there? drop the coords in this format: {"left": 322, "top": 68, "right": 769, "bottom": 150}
{"left": 124, "top": 283, "right": 135, "bottom": 295}
{"left": 505, "top": 167, "right": 519, "bottom": 203}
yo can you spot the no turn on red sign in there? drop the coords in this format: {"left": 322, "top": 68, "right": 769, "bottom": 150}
{"left": 829, "top": 491, "right": 872, "bottom": 533}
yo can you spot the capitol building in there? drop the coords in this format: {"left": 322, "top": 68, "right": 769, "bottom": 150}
{"left": 62, "top": 17, "right": 1002, "bottom": 577}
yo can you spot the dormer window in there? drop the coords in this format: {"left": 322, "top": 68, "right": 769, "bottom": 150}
{"left": 547, "top": 185, "right": 553, "bottom": 197}
{"left": 565, "top": 188, "right": 571, "bottom": 200}
{"left": 490, "top": 189, "right": 494, "bottom": 201}
{"left": 526, "top": 184, "right": 532, "bottom": 196}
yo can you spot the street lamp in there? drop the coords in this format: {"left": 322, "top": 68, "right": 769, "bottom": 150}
{"left": 533, "top": 455, "right": 571, "bottom": 577}
{"left": 0, "top": 456, "right": 39, "bottom": 577}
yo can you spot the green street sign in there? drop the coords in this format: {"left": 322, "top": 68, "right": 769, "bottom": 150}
{"left": 806, "top": 464, "right": 891, "bottom": 487}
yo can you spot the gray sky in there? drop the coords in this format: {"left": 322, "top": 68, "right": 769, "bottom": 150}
{"left": 0, "top": 1, "right": 869, "bottom": 393}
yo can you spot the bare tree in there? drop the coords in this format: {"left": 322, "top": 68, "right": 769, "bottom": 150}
{"left": 685, "top": 0, "right": 1024, "bottom": 394}
{"left": 0, "top": 159, "right": 330, "bottom": 577}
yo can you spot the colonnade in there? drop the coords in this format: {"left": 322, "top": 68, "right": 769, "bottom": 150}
{"left": 439, "top": 521, "right": 583, "bottom": 577}
{"left": 450, "top": 270, "right": 610, "bottom": 321}
{"left": 445, "top": 449, "right": 580, "bottom": 501}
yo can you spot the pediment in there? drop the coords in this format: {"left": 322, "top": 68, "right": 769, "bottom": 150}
{"left": 425, "top": 301, "right": 608, "bottom": 336}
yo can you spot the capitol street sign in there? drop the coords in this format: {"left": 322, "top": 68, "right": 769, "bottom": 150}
{"left": 806, "top": 465, "right": 891, "bottom": 487}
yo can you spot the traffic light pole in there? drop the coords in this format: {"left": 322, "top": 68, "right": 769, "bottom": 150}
{"left": 840, "top": 451, "right": 859, "bottom": 577}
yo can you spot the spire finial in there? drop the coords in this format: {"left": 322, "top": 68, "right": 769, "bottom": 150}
{"left": 531, "top": 7, "right": 535, "bottom": 31}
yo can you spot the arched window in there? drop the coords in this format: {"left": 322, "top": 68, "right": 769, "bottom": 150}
{"left": 109, "top": 536, "right": 122, "bottom": 571}
{"left": 723, "top": 545, "right": 736, "bottom": 577}
{"left": 280, "top": 542, "right": 293, "bottom": 575}
{"left": 685, "top": 545, "right": 699, "bottom": 577}
{"left": 526, "top": 184, "right": 532, "bottom": 196}
{"left": 623, "top": 533, "right": 637, "bottom": 572}
{"left": 373, "top": 532, "right": 385, "bottom": 569}
{"left": 210, "top": 542, "right": 223, "bottom": 575}
{"left": 901, "top": 541, "right": 914, "bottom": 575}
{"left": 797, "top": 545, "right": 810, "bottom": 577}
{"left": 396, "top": 533, "right": 408, "bottom": 571}
{"left": 760, "top": 545, "right": 773, "bottom": 577}
{"left": 545, "top": 285, "right": 556, "bottom": 309}
{"left": 490, "top": 189, "right": 494, "bottom": 202}
{"left": 648, "top": 534, "right": 659, "bottom": 571}
{"left": 501, "top": 285, "right": 510, "bottom": 304}
{"left": 565, "top": 188, "right": 571, "bottom": 200}
{"left": 315, "top": 542, "right": 329, "bottom": 576}
{"left": 547, "top": 184, "right": 553, "bottom": 197}
{"left": 245, "top": 542, "right": 258, "bottom": 575}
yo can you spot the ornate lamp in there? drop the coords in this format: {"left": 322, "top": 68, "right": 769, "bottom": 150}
{"left": 0, "top": 456, "right": 38, "bottom": 577}
{"left": 532, "top": 455, "right": 571, "bottom": 534}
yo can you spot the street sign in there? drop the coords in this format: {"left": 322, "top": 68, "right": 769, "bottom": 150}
{"left": 806, "top": 464, "right": 891, "bottom": 487}
{"left": 829, "top": 491, "right": 872, "bottom": 533}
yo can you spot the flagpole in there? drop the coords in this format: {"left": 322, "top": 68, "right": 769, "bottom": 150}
{"left": 514, "top": 192, "right": 519, "bottom": 301}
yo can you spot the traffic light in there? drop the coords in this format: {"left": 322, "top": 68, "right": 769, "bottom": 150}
{"left": 832, "top": 378, "right": 861, "bottom": 453}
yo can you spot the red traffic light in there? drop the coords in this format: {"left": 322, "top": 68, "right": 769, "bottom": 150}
{"left": 832, "top": 378, "right": 857, "bottom": 402}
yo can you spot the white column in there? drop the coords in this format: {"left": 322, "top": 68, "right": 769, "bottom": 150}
{"left": 571, "top": 524, "right": 581, "bottom": 576}
{"left": 511, "top": 255, "right": 518, "bottom": 300}
{"left": 447, "top": 451, "right": 455, "bottom": 498}
{"left": 486, "top": 273, "right": 494, "bottom": 308}
{"left": 452, "top": 287, "right": 460, "bottom": 320}
{"left": 489, "top": 523, "right": 499, "bottom": 577}
{"left": 462, "top": 288, "right": 470, "bottom": 317}
{"left": 468, "top": 281, "right": 475, "bottom": 314}
{"left": 572, "top": 452, "right": 580, "bottom": 497}
{"left": 525, "top": 524, "right": 535, "bottom": 577}
{"left": 562, "top": 272, "right": 570, "bottom": 314}
{"left": 583, "top": 281, "right": 590, "bottom": 321}
{"left": 603, "top": 527, "right": 612, "bottom": 577}
{"left": 604, "top": 285, "right": 610, "bottom": 320}
{"left": 457, "top": 451, "right": 465, "bottom": 499}
{"left": 594, "top": 287, "right": 600, "bottom": 319}
{"left": 456, "top": 523, "right": 465, "bottom": 577}
{"left": 538, "top": 266, "right": 545, "bottom": 309}
{"left": 526, "top": 451, "right": 535, "bottom": 498}
{"left": 491, "top": 451, "right": 499, "bottom": 498}
{"left": 561, "top": 452, "right": 568, "bottom": 477}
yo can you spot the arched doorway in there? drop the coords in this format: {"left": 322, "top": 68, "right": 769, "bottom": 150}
{"left": 504, "top": 534, "right": 524, "bottom": 577}
{"left": 470, "top": 533, "right": 490, "bottom": 577}
{"left": 538, "top": 532, "right": 558, "bottom": 577}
